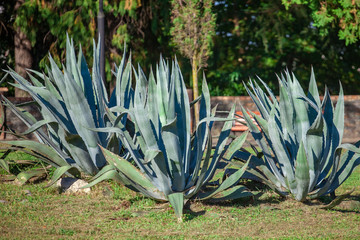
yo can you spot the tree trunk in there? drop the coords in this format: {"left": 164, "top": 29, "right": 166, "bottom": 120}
{"left": 192, "top": 56, "right": 199, "bottom": 127}
{"left": 14, "top": 0, "right": 32, "bottom": 97}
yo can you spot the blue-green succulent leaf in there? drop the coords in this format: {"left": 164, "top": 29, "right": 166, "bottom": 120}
{"left": 294, "top": 141, "right": 310, "bottom": 202}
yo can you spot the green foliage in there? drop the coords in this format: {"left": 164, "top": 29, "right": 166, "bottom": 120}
{"left": 170, "top": 0, "right": 216, "bottom": 69}
{"left": 207, "top": 0, "right": 360, "bottom": 96}
{"left": 1, "top": 37, "right": 133, "bottom": 183}
{"left": 0, "top": 1, "right": 16, "bottom": 83}
{"left": 15, "top": 0, "right": 97, "bottom": 64}
{"left": 236, "top": 69, "right": 360, "bottom": 201}
{"left": 282, "top": 0, "right": 360, "bottom": 45}
{"left": 87, "top": 55, "right": 252, "bottom": 220}
{"left": 10, "top": 0, "right": 173, "bottom": 83}
{"left": 3, "top": 0, "right": 360, "bottom": 96}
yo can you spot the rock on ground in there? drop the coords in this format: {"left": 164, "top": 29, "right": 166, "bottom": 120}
{"left": 56, "top": 177, "right": 91, "bottom": 195}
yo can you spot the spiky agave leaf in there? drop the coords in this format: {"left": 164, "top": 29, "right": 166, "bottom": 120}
{"left": 89, "top": 57, "right": 252, "bottom": 221}
{"left": 237, "top": 68, "right": 360, "bottom": 201}
{"left": 1, "top": 36, "right": 133, "bottom": 183}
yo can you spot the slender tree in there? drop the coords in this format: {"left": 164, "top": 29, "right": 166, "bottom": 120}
{"left": 0, "top": 1, "right": 15, "bottom": 83}
{"left": 171, "top": 0, "right": 215, "bottom": 125}
{"left": 14, "top": 0, "right": 32, "bottom": 97}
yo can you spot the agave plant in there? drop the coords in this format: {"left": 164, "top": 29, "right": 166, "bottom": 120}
{"left": 87, "top": 57, "right": 252, "bottom": 221}
{"left": 235, "top": 69, "right": 360, "bottom": 202}
{"left": 1, "top": 36, "right": 133, "bottom": 184}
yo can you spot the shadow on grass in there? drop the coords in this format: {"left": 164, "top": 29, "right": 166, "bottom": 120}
{"left": 183, "top": 203, "right": 206, "bottom": 221}
{"left": 334, "top": 208, "right": 360, "bottom": 214}
{"left": 197, "top": 191, "right": 286, "bottom": 210}
{"left": 295, "top": 192, "right": 360, "bottom": 213}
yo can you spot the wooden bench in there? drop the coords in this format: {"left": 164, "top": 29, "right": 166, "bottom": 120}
{"left": 231, "top": 111, "right": 261, "bottom": 132}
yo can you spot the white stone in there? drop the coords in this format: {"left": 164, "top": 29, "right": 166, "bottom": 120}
{"left": 56, "top": 177, "right": 91, "bottom": 194}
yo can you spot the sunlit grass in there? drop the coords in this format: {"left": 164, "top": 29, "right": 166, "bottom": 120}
{"left": 0, "top": 154, "right": 359, "bottom": 239}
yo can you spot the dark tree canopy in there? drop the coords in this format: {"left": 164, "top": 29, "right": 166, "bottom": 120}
{"left": 207, "top": 0, "right": 360, "bottom": 95}
{"left": 1, "top": 0, "right": 173, "bottom": 83}
{"left": 1, "top": 0, "right": 359, "bottom": 96}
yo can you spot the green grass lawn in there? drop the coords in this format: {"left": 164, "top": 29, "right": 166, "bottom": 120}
{"left": 0, "top": 160, "right": 359, "bottom": 239}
